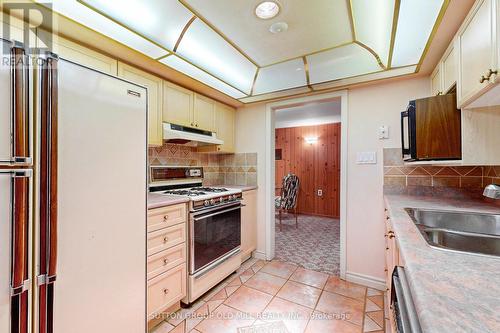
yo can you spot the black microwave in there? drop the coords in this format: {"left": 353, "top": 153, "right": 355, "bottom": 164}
{"left": 401, "top": 94, "right": 461, "bottom": 162}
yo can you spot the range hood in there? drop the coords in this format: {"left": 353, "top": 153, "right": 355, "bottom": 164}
{"left": 163, "top": 123, "right": 223, "bottom": 146}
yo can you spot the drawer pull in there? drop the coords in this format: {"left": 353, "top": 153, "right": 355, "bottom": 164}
{"left": 163, "top": 215, "right": 169, "bottom": 221}
{"left": 163, "top": 258, "right": 169, "bottom": 265}
{"left": 386, "top": 216, "right": 390, "bottom": 220}
{"left": 163, "top": 288, "right": 169, "bottom": 295}
{"left": 386, "top": 247, "right": 389, "bottom": 250}
{"left": 163, "top": 236, "right": 169, "bottom": 243}
{"left": 480, "top": 75, "right": 488, "bottom": 83}
{"left": 388, "top": 234, "right": 395, "bottom": 239}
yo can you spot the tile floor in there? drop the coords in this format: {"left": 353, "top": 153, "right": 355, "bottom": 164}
{"left": 152, "top": 258, "right": 386, "bottom": 333}
{"left": 275, "top": 214, "right": 340, "bottom": 275}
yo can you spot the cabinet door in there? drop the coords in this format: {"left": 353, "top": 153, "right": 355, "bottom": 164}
{"left": 241, "top": 190, "right": 257, "bottom": 261}
{"left": 38, "top": 30, "right": 117, "bottom": 75}
{"left": 163, "top": 82, "right": 193, "bottom": 127}
{"left": 430, "top": 66, "right": 443, "bottom": 96}
{"left": 215, "top": 103, "right": 235, "bottom": 153}
{"left": 193, "top": 94, "right": 215, "bottom": 132}
{"left": 118, "top": 63, "right": 163, "bottom": 146}
{"left": 457, "top": 0, "right": 496, "bottom": 106}
{"left": 442, "top": 43, "right": 457, "bottom": 93}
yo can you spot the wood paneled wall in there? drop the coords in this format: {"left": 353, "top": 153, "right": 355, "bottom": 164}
{"left": 275, "top": 123, "right": 341, "bottom": 218}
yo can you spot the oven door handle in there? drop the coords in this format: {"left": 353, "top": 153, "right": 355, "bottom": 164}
{"left": 193, "top": 205, "right": 241, "bottom": 221}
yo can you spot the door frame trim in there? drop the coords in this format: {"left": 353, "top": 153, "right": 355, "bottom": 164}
{"left": 264, "top": 90, "right": 348, "bottom": 279}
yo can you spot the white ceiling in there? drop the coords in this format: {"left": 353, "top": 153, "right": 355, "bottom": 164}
{"left": 38, "top": 0, "right": 447, "bottom": 102}
{"left": 275, "top": 100, "right": 341, "bottom": 128}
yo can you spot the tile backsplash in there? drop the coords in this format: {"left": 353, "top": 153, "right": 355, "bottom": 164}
{"left": 148, "top": 143, "right": 257, "bottom": 186}
{"left": 383, "top": 148, "right": 500, "bottom": 198}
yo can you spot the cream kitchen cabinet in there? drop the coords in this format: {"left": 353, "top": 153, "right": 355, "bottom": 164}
{"left": 163, "top": 82, "right": 194, "bottom": 128}
{"left": 193, "top": 93, "right": 216, "bottom": 132}
{"left": 241, "top": 189, "right": 257, "bottom": 261}
{"left": 147, "top": 203, "right": 187, "bottom": 322}
{"left": 197, "top": 102, "right": 236, "bottom": 153}
{"left": 430, "top": 66, "right": 443, "bottom": 96}
{"left": 163, "top": 82, "right": 218, "bottom": 132}
{"left": 457, "top": 0, "right": 498, "bottom": 108}
{"left": 118, "top": 62, "right": 163, "bottom": 146}
{"left": 384, "top": 208, "right": 400, "bottom": 333}
{"left": 37, "top": 29, "right": 117, "bottom": 75}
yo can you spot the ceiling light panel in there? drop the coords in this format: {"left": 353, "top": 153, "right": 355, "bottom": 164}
{"left": 352, "top": 0, "right": 395, "bottom": 67}
{"left": 36, "top": 0, "right": 168, "bottom": 59}
{"left": 253, "top": 59, "right": 307, "bottom": 95}
{"left": 176, "top": 19, "right": 257, "bottom": 94}
{"left": 160, "top": 55, "right": 246, "bottom": 99}
{"left": 391, "top": 0, "right": 445, "bottom": 67}
{"left": 79, "top": 0, "right": 193, "bottom": 51}
{"left": 307, "top": 43, "right": 380, "bottom": 84}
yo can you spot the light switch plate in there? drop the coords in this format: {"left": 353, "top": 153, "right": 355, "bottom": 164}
{"left": 356, "top": 152, "right": 377, "bottom": 164}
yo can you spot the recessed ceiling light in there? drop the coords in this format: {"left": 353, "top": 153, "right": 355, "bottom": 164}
{"left": 255, "top": 1, "right": 280, "bottom": 20}
{"left": 269, "top": 21, "right": 288, "bottom": 34}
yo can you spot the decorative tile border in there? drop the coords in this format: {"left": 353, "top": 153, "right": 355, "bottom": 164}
{"left": 382, "top": 148, "right": 500, "bottom": 198}
{"left": 148, "top": 144, "right": 258, "bottom": 186}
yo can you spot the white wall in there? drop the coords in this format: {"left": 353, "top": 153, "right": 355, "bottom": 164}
{"left": 235, "top": 76, "right": 430, "bottom": 281}
{"left": 275, "top": 100, "right": 341, "bottom": 128}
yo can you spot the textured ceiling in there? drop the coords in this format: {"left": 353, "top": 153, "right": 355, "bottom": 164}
{"left": 38, "top": 0, "right": 449, "bottom": 102}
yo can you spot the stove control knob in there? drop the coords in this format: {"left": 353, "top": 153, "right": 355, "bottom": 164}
{"left": 219, "top": 197, "right": 224, "bottom": 203}
{"left": 204, "top": 200, "right": 210, "bottom": 207}
{"left": 232, "top": 195, "right": 237, "bottom": 200}
{"left": 210, "top": 199, "right": 216, "bottom": 205}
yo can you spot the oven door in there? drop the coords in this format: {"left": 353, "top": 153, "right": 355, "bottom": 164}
{"left": 189, "top": 203, "right": 241, "bottom": 276}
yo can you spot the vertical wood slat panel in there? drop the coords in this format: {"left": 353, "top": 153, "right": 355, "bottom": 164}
{"left": 275, "top": 123, "right": 341, "bottom": 218}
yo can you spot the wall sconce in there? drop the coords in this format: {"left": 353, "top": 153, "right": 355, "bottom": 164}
{"left": 304, "top": 136, "right": 318, "bottom": 145}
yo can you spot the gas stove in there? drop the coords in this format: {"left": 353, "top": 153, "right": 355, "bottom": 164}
{"left": 149, "top": 166, "right": 242, "bottom": 210}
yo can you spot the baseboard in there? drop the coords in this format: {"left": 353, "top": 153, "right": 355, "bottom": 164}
{"left": 252, "top": 250, "right": 266, "bottom": 261}
{"left": 346, "top": 271, "right": 386, "bottom": 291}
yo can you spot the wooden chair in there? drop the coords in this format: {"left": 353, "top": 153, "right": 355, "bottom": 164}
{"left": 275, "top": 173, "right": 300, "bottom": 231}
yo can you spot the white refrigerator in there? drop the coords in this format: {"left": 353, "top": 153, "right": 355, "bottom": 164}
{"left": 1, "top": 39, "right": 147, "bottom": 333}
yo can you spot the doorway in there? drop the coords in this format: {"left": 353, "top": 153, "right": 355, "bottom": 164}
{"left": 263, "top": 91, "right": 348, "bottom": 279}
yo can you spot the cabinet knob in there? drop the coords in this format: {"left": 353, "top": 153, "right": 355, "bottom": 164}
{"left": 163, "top": 236, "right": 169, "bottom": 243}
{"left": 163, "top": 288, "right": 169, "bottom": 294}
{"left": 163, "top": 258, "right": 169, "bottom": 265}
{"left": 191, "top": 122, "right": 194, "bottom": 126}
{"left": 163, "top": 215, "right": 169, "bottom": 221}
{"left": 195, "top": 124, "right": 199, "bottom": 127}
{"left": 388, "top": 234, "right": 395, "bottom": 239}
{"left": 487, "top": 69, "right": 498, "bottom": 79}
{"left": 386, "top": 216, "right": 390, "bottom": 220}
{"left": 480, "top": 75, "right": 488, "bottom": 83}
{"left": 385, "top": 247, "right": 389, "bottom": 250}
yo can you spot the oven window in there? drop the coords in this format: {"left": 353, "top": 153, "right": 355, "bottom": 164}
{"left": 192, "top": 206, "right": 241, "bottom": 273}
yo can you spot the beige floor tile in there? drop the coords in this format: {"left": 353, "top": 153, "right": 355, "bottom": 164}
{"left": 151, "top": 321, "right": 175, "bottom": 333}
{"left": 276, "top": 280, "right": 322, "bottom": 309}
{"left": 251, "top": 260, "right": 266, "bottom": 273}
{"left": 223, "top": 285, "right": 273, "bottom": 314}
{"left": 260, "top": 261, "right": 298, "bottom": 279}
{"left": 195, "top": 304, "right": 255, "bottom": 333}
{"left": 261, "top": 297, "right": 313, "bottom": 333}
{"left": 290, "top": 267, "right": 329, "bottom": 289}
{"left": 305, "top": 311, "right": 361, "bottom": 333}
{"left": 367, "top": 295, "right": 384, "bottom": 308}
{"left": 324, "top": 276, "right": 367, "bottom": 301}
{"left": 365, "top": 298, "right": 382, "bottom": 312}
{"left": 367, "top": 311, "right": 384, "bottom": 328}
{"left": 315, "top": 290, "right": 364, "bottom": 326}
{"left": 367, "top": 288, "right": 383, "bottom": 296}
{"left": 244, "top": 271, "right": 287, "bottom": 295}
{"left": 363, "top": 314, "right": 382, "bottom": 332}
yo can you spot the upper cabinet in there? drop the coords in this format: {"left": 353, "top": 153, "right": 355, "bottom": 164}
{"left": 163, "top": 82, "right": 194, "bottom": 128}
{"left": 118, "top": 62, "right": 163, "bottom": 146}
{"left": 457, "top": 0, "right": 498, "bottom": 108}
{"left": 431, "top": 42, "right": 457, "bottom": 96}
{"left": 197, "top": 102, "right": 236, "bottom": 153}
{"left": 38, "top": 30, "right": 117, "bottom": 75}
{"left": 193, "top": 94, "right": 216, "bottom": 132}
{"left": 163, "top": 82, "right": 219, "bottom": 133}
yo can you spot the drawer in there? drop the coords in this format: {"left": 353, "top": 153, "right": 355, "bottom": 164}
{"left": 147, "top": 243, "right": 186, "bottom": 280}
{"left": 148, "top": 204, "right": 187, "bottom": 233}
{"left": 147, "top": 224, "right": 186, "bottom": 256}
{"left": 147, "top": 264, "right": 186, "bottom": 319}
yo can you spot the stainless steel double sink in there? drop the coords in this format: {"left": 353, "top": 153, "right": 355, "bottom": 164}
{"left": 405, "top": 208, "right": 500, "bottom": 257}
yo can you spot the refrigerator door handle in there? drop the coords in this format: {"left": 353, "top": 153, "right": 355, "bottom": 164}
{"left": 11, "top": 41, "right": 32, "bottom": 165}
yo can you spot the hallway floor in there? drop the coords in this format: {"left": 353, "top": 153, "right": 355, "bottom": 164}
{"left": 153, "top": 258, "right": 387, "bottom": 333}
{"left": 275, "top": 214, "right": 340, "bottom": 275}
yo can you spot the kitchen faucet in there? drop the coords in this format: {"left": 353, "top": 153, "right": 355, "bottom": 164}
{"left": 483, "top": 184, "right": 500, "bottom": 199}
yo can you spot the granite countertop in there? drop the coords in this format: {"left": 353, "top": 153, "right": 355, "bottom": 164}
{"left": 147, "top": 193, "right": 189, "bottom": 210}
{"left": 384, "top": 194, "right": 500, "bottom": 333}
